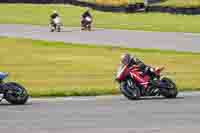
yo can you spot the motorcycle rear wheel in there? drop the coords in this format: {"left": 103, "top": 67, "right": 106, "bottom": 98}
{"left": 87, "top": 25, "right": 91, "bottom": 31}
{"left": 57, "top": 25, "right": 61, "bottom": 32}
{"left": 4, "top": 82, "right": 29, "bottom": 105}
{"left": 120, "top": 81, "right": 140, "bottom": 100}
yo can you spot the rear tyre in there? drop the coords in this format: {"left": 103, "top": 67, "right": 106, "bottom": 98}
{"left": 57, "top": 25, "right": 61, "bottom": 32}
{"left": 160, "top": 77, "right": 178, "bottom": 98}
{"left": 88, "top": 25, "right": 91, "bottom": 31}
{"left": 4, "top": 82, "right": 29, "bottom": 105}
{"left": 120, "top": 81, "right": 140, "bottom": 100}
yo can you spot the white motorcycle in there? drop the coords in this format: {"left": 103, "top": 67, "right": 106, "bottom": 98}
{"left": 50, "top": 17, "right": 62, "bottom": 32}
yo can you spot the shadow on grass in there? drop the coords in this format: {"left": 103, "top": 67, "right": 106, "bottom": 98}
{"left": 180, "top": 88, "right": 200, "bottom": 91}
{"left": 150, "top": 0, "right": 168, "bottom": 4}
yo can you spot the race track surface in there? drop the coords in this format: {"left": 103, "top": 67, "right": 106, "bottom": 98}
{"left": 0, "top": 24, "right": 200, "bottom": 52}
{"left": 0, "top": 92, "right": 200, "bottom": 133}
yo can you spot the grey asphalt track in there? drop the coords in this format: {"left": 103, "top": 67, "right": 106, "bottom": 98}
{"left": 0, "top": 92, "right": 200, "bottom": 133}
{"left": 0, "top": 24, "right": 200, "bottom": 52}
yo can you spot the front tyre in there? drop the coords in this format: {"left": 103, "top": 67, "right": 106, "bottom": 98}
{"left": 160, "top": 77, "right": 178, "bottom": 98}
{"left": 49, "top": 24, "right": 54, "bottom": 32}
{"left": 4, "top": 82, "right": 29, "bottom": 105}
{"left": 120, "top": 81, "right": 140, "bottom": 100}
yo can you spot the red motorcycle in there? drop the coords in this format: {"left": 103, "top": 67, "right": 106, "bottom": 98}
{"left": 115, "top": 64, "right": 178, "bottom": 100}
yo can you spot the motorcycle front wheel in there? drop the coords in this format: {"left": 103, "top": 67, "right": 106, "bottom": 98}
{"left": 160, "top": 77, "right": 178, "bottom": 98}
{"left": 120, "top": 81, "right": 140, "bottom": 100}
{"left": 4, "top": 82, "right": 29, "bottom": 104}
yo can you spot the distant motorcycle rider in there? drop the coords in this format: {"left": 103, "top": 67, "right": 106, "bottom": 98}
{"left": 50, "top": 10, "right": 59, "bottom": 26}
{"left": 81, "top": 8, "right": 92, "bottom": 29}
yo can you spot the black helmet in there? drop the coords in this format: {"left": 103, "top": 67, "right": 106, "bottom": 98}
{"left": 120, "top": 53, "right": 131, "bottom": 65}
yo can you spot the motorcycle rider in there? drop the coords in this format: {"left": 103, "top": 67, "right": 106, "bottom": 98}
{"left": 50, "top": 10, "right": 59, "bottom": 26}
{"left": 120, "top": 53, "right": 156, "bottom": 92}
{"left": 82, "top": 8, "right": 92, "bottom": 19}
{"left": 81, "top": 8, "right": 92, "bottom": 30}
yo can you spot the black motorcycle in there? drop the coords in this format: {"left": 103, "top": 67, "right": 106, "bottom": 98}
{"left": 0, "top": 72, "right": 29, "bottom": 104}
{"left": 81, "top": 16, "right": 92, "bottom": 31}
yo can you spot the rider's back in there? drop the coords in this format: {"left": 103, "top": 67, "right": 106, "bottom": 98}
{"left": 51, "top": 13, "right": 59, "bottom": 19}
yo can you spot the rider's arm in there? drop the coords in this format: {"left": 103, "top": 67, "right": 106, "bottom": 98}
{"left": 133, "top": 57, "right": 148, "bottom": 71}
{"left": 82, "top": 12, "right": 86, "bottom": 18}
{"left": 55, "top": 13, "right": 59, "bottom": 17}
{"left": 136, "top": 59, "right": 155, "bottom": 74}
{"left": 88, "top": 12, "right": 92, "bottom": 18}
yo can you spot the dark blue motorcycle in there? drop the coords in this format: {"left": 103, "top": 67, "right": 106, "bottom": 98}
{"left": 0, "top": 72, "right": 29, "bottom": 104}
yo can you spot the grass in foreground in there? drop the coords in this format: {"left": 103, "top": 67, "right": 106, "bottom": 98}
{"left": 1, "top": 4, "right": 200, "bottom": 33}
{"left": 0, "top": 37, "right": 200, "bottom": 97}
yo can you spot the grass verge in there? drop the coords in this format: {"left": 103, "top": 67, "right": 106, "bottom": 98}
{"left": 0, "top": 37, "right": 200, "bottom": 97}
{"left": 1, "top": 4, "right": 200, "bottom": 33}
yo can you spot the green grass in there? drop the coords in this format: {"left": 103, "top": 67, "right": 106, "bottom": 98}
{"left": 1, "top": 4, "right": 200, "bottom": 33}
{"left": 154, "top": 0, "right": 200, "bottom": 8}
{"left": 0, "top": 37, "right": 200, "bottom": 97}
